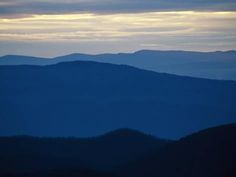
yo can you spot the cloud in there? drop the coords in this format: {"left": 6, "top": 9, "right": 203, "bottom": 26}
{"left": 0, "top": 1, "right": 235, "bottom": 56}
{"left": 1, "top": 11, "right": 235, "bottom": 41}
{"left": 0, "top": 11, "right": 235, "bottom": 55}
{"left": 0, "top": 0, "right": 236, "bottom": 18}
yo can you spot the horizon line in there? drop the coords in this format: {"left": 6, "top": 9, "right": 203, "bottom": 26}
{"left": 1, "top": 49, "right": 236, "bottom": 59}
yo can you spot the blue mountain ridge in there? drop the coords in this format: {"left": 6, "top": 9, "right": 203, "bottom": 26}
{"left": 1, "top": 50, "right": 236, "bottom": 80}
{"left": 0, "top": 60, "right": 236, "bottom": 139}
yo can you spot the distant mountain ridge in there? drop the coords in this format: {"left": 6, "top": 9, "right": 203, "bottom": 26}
{"left": 1, "top": 50, "right": 236, "bottom": 80}
{"left": 0, "top": 60, "right": 236, "bottom": 139}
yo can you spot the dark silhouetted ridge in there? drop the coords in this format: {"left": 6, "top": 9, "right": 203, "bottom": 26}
{"left": 100, "top": 128, "right": 153, "bottom": 138}
{"left": 0, "top": 128, "right": 170, "bottom": 176}
{"left": 118, "top": 123, "right": 236, "bottom": 177}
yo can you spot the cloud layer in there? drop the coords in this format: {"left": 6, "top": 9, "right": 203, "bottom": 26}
{"left": 0, "top": 1, "right": 236, "bottom": 56}
{"left": 1, "top": 0, "right": 236, "bottom": 17}
{"left": 1, "top": 11, "right": 235, "bottom": 41}
{"left": 0, "top": 11, "right": 235, "bottom": 56}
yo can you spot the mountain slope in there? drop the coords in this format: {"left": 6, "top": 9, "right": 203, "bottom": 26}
{"left": 0, "top": 129, "right": 168, "bottom": 175}
{"left": 1, "top": 50, "right": 236, "bottom": 80}
{"left": 0, "top": 55, "right": 50, "bottom": 65}
{"left": 0, "top": 61, "right": 236, "bottom": 138}
{"left": 117, "top": 123, "right": 236, "bottom": 177}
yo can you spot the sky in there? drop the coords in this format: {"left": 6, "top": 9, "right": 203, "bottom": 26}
{"left": 0, "top": 0, "right": 236, "bottom": 57}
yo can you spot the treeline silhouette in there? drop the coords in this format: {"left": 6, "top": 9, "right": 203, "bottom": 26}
{"left": 0, "top": 124, "right": 236, "bottom": 177}
{"left": 0, "top": 129, "right": 169, "bottom": 176}
{"left": 116, "top": 124, "right": 236, "bottom": 177}
{"left": 1, "top": 168, "right": 114, "bottom": 177}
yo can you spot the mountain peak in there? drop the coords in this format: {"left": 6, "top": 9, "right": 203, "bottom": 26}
{"left": 100, "top": 128, "right": 154, "bottom": 138}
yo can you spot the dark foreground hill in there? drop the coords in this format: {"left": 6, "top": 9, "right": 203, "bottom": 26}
{"left": 0, "top": 128, "right": 168, "bottom": 176}
{"left": 0, "top": 61, "right": 236, "bottom": 138}
{"left": 117, "top": 123, "right": 236, "bottom": 177}
{"left": 0, "top": 169, "right": 114, "bottom": 177}
{"left": 1, "top": 50, "right": 236, "bottom": 80}
{"left": 0, "top": 124, "right": 235, "bottom": 177}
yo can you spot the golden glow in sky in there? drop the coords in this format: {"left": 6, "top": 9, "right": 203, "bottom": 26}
{"left": 0, "top": 10, "right": 236, "bottom": 56}
{"left": 1, "top": 11, "right": 236, "bottom": 42}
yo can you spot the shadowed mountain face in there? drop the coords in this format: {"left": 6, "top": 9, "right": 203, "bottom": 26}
{"left": 0, "top": 124, "right": 235, "bottom": 177}
{"left": 1, "top": 50, "right": 236, "bottom": 80}
{"left": 0, "top": 169, "right": 114, "bottom": 177}
{"left": 0, "top": 61, "right": 236, "bottom": 139}
{"left": 0, "top": 129, "right": 169, "bottom": 176}
{"left": 117, "top": 123, "right": 236, "bottom": 177}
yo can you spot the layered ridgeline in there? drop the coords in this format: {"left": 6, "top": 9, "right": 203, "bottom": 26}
{"left": 0, "top": 124, "right": 235, "bottom": 177}
{"left": 0, "top": 61, "right": 236, "bottom": 138}
{"left": 117, "top": 123, "right": 236, "bottom": 177}
{"left": 0, "top": 129, "right": 168, "bottom": 176}
{"left": 1, "top": 50, "right": 236, "bottom": 80}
